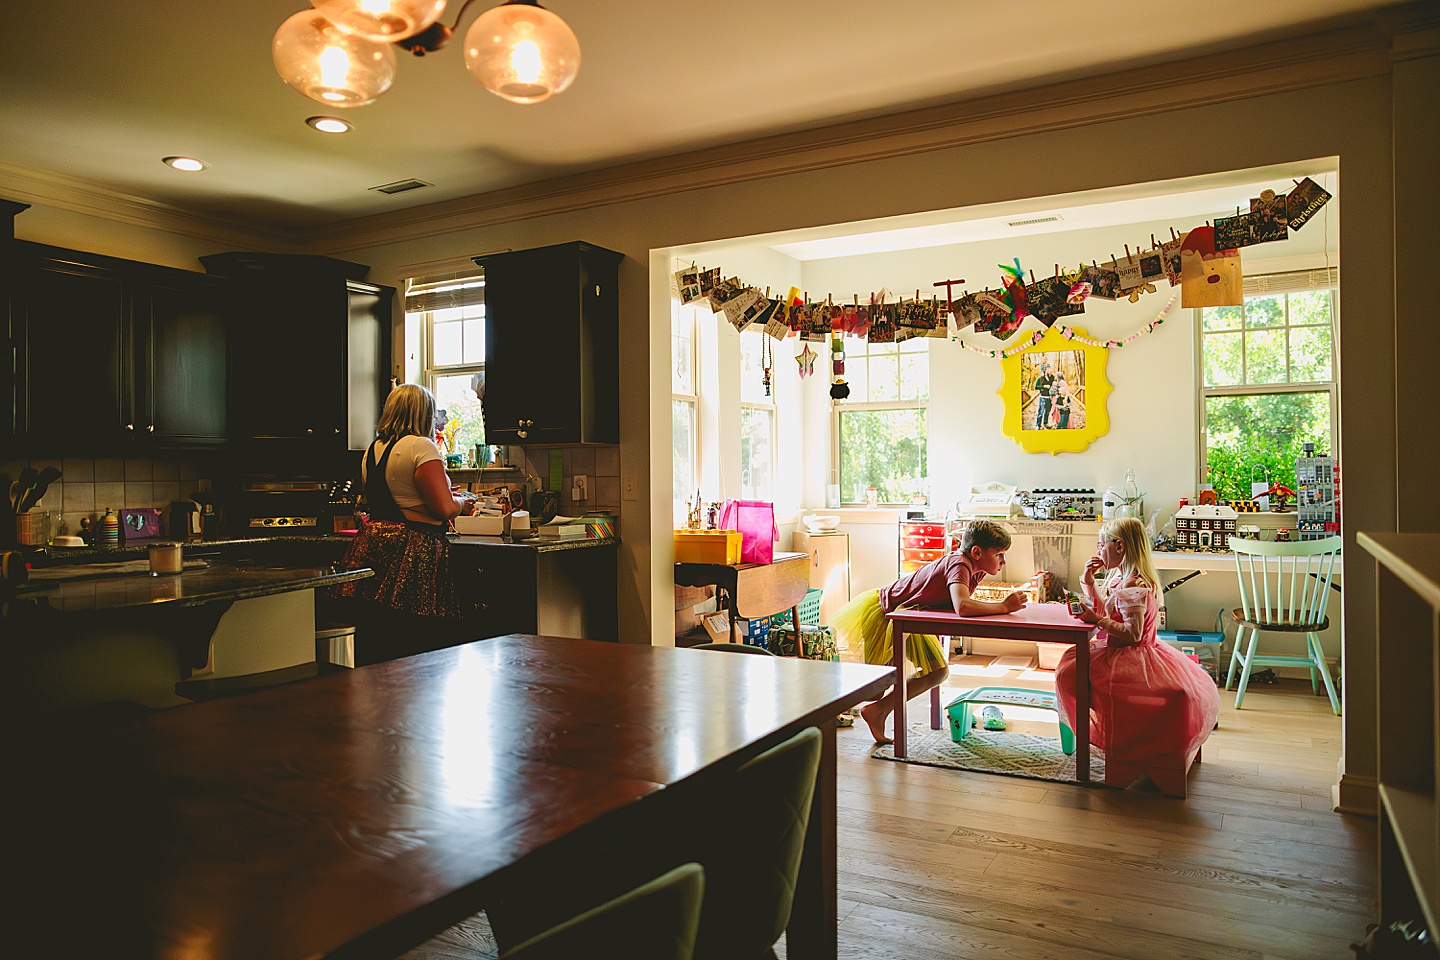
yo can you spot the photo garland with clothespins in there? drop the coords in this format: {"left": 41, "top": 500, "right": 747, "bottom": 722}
{"left": 669, "top": 177, "right": 1331, "bottom": 379}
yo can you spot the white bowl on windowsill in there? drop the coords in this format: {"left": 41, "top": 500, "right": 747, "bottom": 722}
{"left": 801, "top": 513, "right": 841, "bottom": 533}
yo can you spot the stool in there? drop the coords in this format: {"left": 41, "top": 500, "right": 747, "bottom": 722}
{"left": 945, "top": 687, "right": 1075, "bottom": 755}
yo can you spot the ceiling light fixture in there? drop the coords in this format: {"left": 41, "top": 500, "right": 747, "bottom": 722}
{"left": 306, "top": 116, "right": 354, "bottom": 133}
{"left": 162, "top": 156, "right": 208, "bottom": 172}
{"left": 273, "top": 0, "right": 579, "bottom": 108}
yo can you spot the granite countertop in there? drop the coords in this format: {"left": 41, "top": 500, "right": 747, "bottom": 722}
{"left": 22, "top": 534, "right": 356, "bottom": 568}
{"left": 449, "top": 534, "right": 619, "bottom": 553}
{"left": 4, "top": 560, "right": 372, "bottom": 615}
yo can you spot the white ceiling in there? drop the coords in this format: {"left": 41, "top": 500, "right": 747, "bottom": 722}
{"left": 0, "top": 1, "right": 1398, "bottom": 234}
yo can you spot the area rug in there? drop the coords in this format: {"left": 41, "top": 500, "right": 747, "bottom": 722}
{"left": 872, "top": 721, "right": 1108, "bottom": 785}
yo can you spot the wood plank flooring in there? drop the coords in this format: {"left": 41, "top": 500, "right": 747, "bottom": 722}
{"left": 402, "top": 664, "right": 1374, "bottom": 960}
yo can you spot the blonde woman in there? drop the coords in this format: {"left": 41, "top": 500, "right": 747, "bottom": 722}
{"left": 1055, "top": 516, "right": 1220, "bottom": 791}
{"left": 329, "top": 384, "right": 477, "bottom": 664}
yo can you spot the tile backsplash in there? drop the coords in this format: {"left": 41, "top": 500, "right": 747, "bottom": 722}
{"left": 510, "top": 445, "right": 621, "bottom": 518}
{"left": 3, "top": 456, "right": 205, "bottom": 541}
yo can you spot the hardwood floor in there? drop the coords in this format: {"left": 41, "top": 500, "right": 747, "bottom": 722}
{"left": 403, "top": 666, "right": 1374, "bottom": 960}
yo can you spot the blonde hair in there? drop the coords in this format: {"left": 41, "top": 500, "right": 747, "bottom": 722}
{"left": 375, "top": 383, "right": 437, "bottom": 443}
{"left": 1100, "top": 516, "right": 1159, "bottom": 595}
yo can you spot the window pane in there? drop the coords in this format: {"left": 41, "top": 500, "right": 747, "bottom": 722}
{"left": 868, "top": 354, "right": 898, "bottom": 401}
{"left": 433, "top": 320, "right": 463, "bottom": 366}
{"left": 1244, "top": 295, "right": 1284, "bottom": 329}
{"left": 1203, "top": 392, "right": 1331, "bottom": 500}
{"left": 1289, "top": 325, "right": 1333, "bottom": 382}
{"left": 462, "top": 317, "right": 485, "bottom": 364}
{"left": 1245, "top": 328, "right": 1287, "bottom": 384}
{"left": 672, "top": 399, "right": 694, "bottom": 502}
{"left": 1203, "top": 305, "right": 1242, "bottom": 333}
{"left": 845, "top": 349, "right": 868, "bottom": 399}
{"left": 838, "top": 408, "right": 928, "bottom": 504}
{"left": 433, "top": 373, "right": 485, "bottom": 454}
{"left": 431, "top": 306, "right": 463, "bottom": 324}
{"left": 1203, "top": 332, "right": 1243, "bottom": 387}
{"left": 1289, "top": 289, "right": 1333, "bottom": 327}
{"left": 671, "top": 312, "right": 692, "bottom": 394}
{"left": 898, "top": 351, "right": 929, "bottom": 402}
{"left": 739, "top": 407, "right": 773, "bottom": 500}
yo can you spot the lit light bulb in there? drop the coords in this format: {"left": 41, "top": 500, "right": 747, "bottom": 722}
{"left": 509, "top": 38, "right": 542, "bottom": 84}
{"left": 312, "top": 0, "right": 447, "bottom": 42}
{"left": 464, "top": 1, "right": 579, "bottom": 104}
{"left": 273, "top": 9, "right": 396, "bottom": 107}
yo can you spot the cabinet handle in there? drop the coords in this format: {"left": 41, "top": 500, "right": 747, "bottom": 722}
{"left": 146, "top": 424, "right": 154, "bottom": 433}
{"left": 306, "top": 428, "right": 314, "bottom": 435}
{"left": 334, "top": 427, "right": 340, "bottom": 435}
{"left": 517, "top": 430, "right": 528, "bottom": 439}
{"left": 125, "top": 423, "right": 134, "bottom": 431}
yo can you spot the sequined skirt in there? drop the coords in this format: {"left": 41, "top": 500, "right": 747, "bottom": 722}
{"left": 328, "top": 520, "right": 464, "bottom": 619}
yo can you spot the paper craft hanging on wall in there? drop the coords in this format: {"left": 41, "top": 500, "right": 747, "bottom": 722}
{"left": 1026, "top": 274, "right": 1084, "bottom": 326}
{"left": 1249, "top": 190, "right": 1290, "bottom": 240}
{"left": 1179, "top": 226, "right": 1243, "bottom": 308}
{"left": 1159, "top": 235, "right": 1186, "bottom": 287}
{"left": 673, "top": 266, "right": 701, "bottom": 304}
{"left": 998, "top": 325, "right": 1112, "bottom": 455}
{"left": 1083, "top": 263, "right": 1122, "bottom": 300}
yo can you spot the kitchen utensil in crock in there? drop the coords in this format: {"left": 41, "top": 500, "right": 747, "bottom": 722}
{"left": 23, "top": 466, "right": 61, "bottom": 512}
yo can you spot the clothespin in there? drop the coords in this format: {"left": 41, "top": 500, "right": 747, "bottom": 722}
{"left": 1170, "top": 227, "right": 1178, "bottom": 241}
{"left": 1029, "top": 270, "right": 1037, "bottom": 286}
{"left": 1124, "top": 244, "right": 1132, "bottom": 262}
{"left": 1150, "top": 234, "right": 1157, "bottom": 248}
{"left": 1053, "top": 263, "right": 1060, "bottom": 278}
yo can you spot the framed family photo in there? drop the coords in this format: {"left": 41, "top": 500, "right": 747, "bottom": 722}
{"left": 999, "top": 325, "right": 1112, "bottom": 454}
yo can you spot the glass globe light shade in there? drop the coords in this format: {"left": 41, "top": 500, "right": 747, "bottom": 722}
{"left": 273, "top": 9, "right": 397, "bottom": 107}
{"left": 463, "top": 1, "right": 580, "bottom": 104}
{"left": 311, "top": 0, "right": 447, "bottom": 42}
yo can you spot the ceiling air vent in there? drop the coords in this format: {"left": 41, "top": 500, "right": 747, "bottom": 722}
{"left": 1005, "top": 214, "right": 1063, "bottom": 228}
{"left": 369, "top": 178, "right": 433, "bottom": 195}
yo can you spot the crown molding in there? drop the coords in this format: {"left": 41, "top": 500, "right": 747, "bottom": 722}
{"left": 1, "top": 161, "right": 284, "bottom": 251}
{"left": 312, "top": 21, "right": 1398, "bottom": 255}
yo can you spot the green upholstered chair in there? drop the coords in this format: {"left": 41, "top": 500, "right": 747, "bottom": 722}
{"left": 690, "top": 641, "right": 776, "bottom": 655}
{"left": 691, "top": 726, "right": 823, "bottom": 960}
{"left": 499, "top": 862, "right": 705, "bottom": 960}
{"left": 1227, "top": 536, "right": 1342, "bottom": 714}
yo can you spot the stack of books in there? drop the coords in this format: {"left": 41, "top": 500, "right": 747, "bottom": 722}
{"left": 536, "top": 518, "right": 587, "bottom": 539}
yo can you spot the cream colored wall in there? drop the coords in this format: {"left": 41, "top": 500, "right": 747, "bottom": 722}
{"left": 15, "top": 54, "right": 1431, "bottom": 814}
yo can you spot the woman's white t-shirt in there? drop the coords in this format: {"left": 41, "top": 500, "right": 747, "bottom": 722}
{"left": 361, "top": 435, "right": 442, "bottom": 514}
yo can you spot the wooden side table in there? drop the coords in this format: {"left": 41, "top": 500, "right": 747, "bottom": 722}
{"left": 675, "top": 551, "right": 810, "bottom": 647}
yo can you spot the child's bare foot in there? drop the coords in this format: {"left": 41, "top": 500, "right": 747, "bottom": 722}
{"left": 860, "top": 702, "right": 893, "bottom": 744}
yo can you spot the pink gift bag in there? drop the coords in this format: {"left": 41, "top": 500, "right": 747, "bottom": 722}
{"left": 718, "top": 499, "right": 777, "bottom": 565}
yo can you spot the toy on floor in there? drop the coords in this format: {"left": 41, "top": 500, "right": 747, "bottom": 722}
{"left": 945, "top": 686, "right": 1075, "bottom": 755}
{"left": 979, "top": 705, "right": 1008, "bottom": 731}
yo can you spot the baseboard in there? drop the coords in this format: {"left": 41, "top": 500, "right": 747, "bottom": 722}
{"left": 1334, "top": 772, "right": 1379, "bottom": 817}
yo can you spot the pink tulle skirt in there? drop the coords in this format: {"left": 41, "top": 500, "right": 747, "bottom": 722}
{"left": 1055, "top": 590, "right": 1219, "bottom": 767}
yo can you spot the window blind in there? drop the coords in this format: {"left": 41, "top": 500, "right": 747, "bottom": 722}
{"left": 1242, "top": 266, "right": 1338, "bottom": 296}
{"left": 404, "top": 272, "right": 485, "bottom": 313}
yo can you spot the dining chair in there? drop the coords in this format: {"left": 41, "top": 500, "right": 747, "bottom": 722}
{"left": 1227, "top": 535, "right": 1342, "bottom": 713}
{"left": 691, "top": 726, "right": 823, "bottom": 960}
{"left": 499, "top": 862, "right": 705, "bottom": 960}
{"left": 689, "top": 641, "right": 776, "bottom": 655}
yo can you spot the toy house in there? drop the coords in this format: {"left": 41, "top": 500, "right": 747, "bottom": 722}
{"left": 1174, "top": 504, "right": 1239, "bottom": 551}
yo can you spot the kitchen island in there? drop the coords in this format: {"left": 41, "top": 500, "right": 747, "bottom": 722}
{"left": 449, "top": 535, "right": 619, "bottom": 642}
{"left": 3, "top": 559, "right": 371, "bottom": 714}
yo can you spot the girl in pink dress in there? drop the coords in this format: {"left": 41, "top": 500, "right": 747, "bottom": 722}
{"left": 1055, "top": 517, "right": 1220, "bottom": 796}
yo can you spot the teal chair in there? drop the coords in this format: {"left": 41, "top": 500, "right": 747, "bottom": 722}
{"left": 500, "top": 862, "right": 704, "bottom": 960}
{"left": 1227, "top": 536, "right": 1342, "bottom": 713}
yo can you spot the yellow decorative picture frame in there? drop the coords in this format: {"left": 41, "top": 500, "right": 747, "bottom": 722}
{"left": 999, "top": 325, "right": 1112, "bottom": 454}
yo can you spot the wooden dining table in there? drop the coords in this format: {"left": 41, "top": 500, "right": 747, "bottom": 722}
{"left": 15, "top": 634, "right": 892, "bottom": 960}
{"left": 886, "top": 604, "right": 1098, "bottom": 778}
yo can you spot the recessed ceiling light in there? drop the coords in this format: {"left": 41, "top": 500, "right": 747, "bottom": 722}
{"left": 162, "top": 156, "right": 207, "bottom": 172}
{"left": 306, "top": 116, "right": 352, "bottom": 134}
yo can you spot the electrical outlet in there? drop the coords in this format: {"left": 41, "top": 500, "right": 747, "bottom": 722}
{"left": 572, "top": 475, "right": 588, "bottom": 502}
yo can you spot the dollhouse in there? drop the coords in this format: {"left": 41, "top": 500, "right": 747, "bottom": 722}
{"left": 1173, "top": 504, "right": 1239, "bottom": 551}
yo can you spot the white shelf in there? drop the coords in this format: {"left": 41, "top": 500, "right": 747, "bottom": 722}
{"left": 1381, "top": 784, "right": 1439, "bottom": 934}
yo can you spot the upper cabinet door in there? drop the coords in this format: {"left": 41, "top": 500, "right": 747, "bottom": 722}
{"left": 476, "top": 242, "right": 621, "bottom": 445}
{"left": 138, "top": 276, "right": 229, "bottom": 447}
{"left": 13, "top": 256, "right": 129, "bottom": 453}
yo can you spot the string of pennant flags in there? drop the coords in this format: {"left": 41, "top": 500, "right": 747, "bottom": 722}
{"left": 672, "top": 178, "right": 1331, "bottom": 376}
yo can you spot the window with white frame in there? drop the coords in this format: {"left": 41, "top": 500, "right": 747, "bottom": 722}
{"left": 1197, "top": 269, "right": 1338, "bottom": 501}
{"left": 833, "top": 336, "right": 930, "bottom": 505}
{"left": 409, "top": 273, "right": 487, "bottom": 459}
{"left": 738, "top": 329, "right": 775, "bottom": 500}
{"left": 672, "top": 304, "right": 698, "bottom": 521}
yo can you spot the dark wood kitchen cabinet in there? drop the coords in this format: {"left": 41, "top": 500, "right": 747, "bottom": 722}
{"left": 473, "top": 241, "right": 621, "bottom": 445}
{"left": 201, "top": 253, "right": 392, "bottom": 457}
{"left": 7, "top": 242, "right": 229, "bottom": 455}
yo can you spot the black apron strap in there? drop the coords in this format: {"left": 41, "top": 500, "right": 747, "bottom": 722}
{"left": 363, "top": 440, "right": 407, "bottom": 523}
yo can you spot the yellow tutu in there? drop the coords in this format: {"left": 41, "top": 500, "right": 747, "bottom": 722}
{"left": 831, "top": 589, "right": 947, "bottom": 676}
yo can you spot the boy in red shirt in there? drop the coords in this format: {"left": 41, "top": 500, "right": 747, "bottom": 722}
{"left": 833, "top": 519, "right": 1027, "bottom": 743}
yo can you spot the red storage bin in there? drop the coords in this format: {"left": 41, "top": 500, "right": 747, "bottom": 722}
{"left": 903, "top": 534, "right": 944, "bottom": 549}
